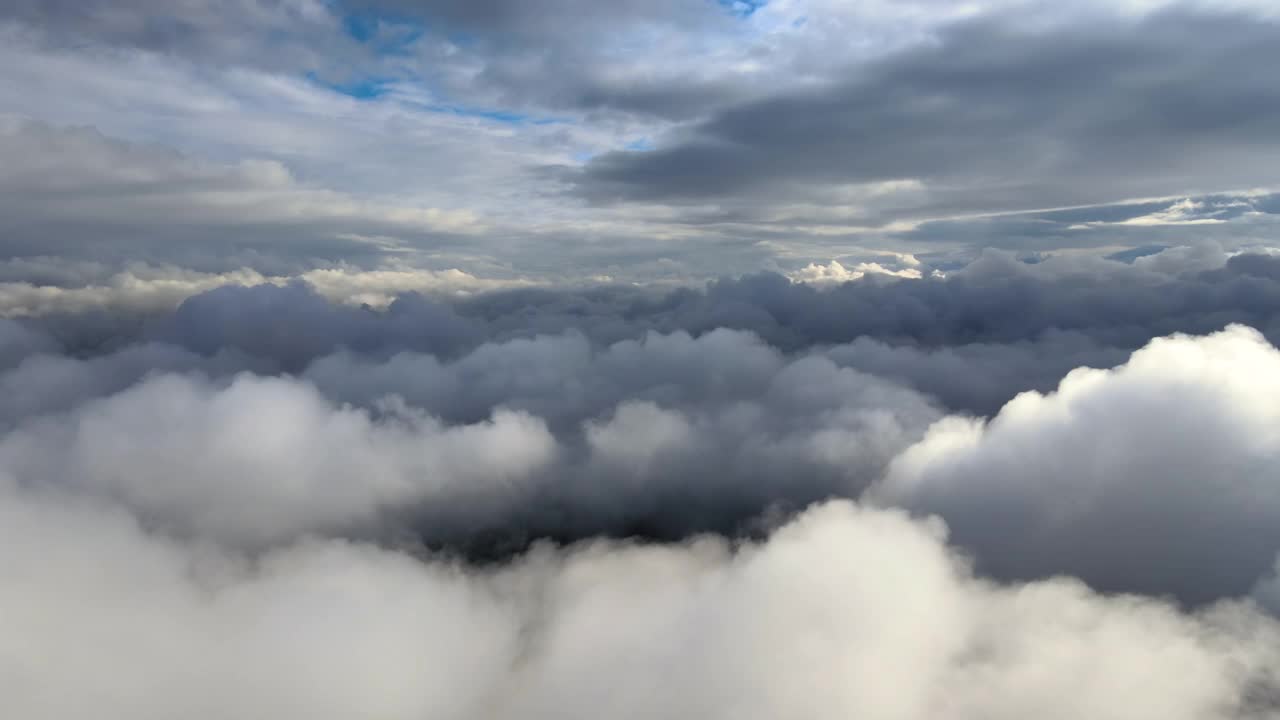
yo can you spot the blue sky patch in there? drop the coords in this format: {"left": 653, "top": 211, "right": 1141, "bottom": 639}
{"left": 719, "top": 0, "right": 768, "bottom": 18}
{"left": 307, "top": 71, "right": 392, "bottom": 100}
{"left": 431, "top": 105, "right": 564, "bottom": 126}
{"left": 340, "top": 9, "right": 424, "bottom": 56}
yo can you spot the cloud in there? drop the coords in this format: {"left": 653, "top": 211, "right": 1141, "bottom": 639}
{"left": 0, "top": 371, "right": 556, "bottom": 547}
{"left": 0, "top": 481, "right": 520, "bottom": 720}
{"left": 8, "top": 246, "right": 1280, "bottom": 421}
{"left": 0, "top": 266, "right": 275, "bottom": 318}
{"left": 1100, "top": 199, "right": 1230, "bottom": 227}
{"left": 788, "top": 258, "right": 925, "bottom": 286}
{"left": 4, "top": 257, "right": 1280, "bottom": 713}
{"left": 162, "top": 282, "right": 485, "bottom": 370}
{"left": 0, "top": 325, "right": 941, "bottom": 551}
{"left": 0, "top": 341, "right": 262, "bottom": 429}
{"left": 444, "top": 247, "right": 1280, "bottom": 365}
{"left": 3, "top": 480, "right": 1278, "bottom": 719}
{"left": 1129, "top": 241, "right": 1233, "bottom": 274}
{"left": 0, "top": 316, "right": 57, "bottom": 370}
{"left": 823, "top": 331, "right": 1130, "bottom": 417}
{"left": 8, "top": 2, "right": 1280, "bottom": 713}
{"left": 0, "top": 118, "right": 485, "bottom": 268}
{"left": 300, "top": 266, "right": 537, "bottom": 306}
{"left": 874, "top": 325, "right": 1280, "bottom": 605}
{"left": 576, "top": 10, "right": 1280, "bottom": 224}
{"left": 0, "top": 0, "right": 353, "bottom": 70}
{"left": 0, "top": 261, "right": 533, "bottom": 319}
{"left": 14, "top": 266, "right": 1280, "bottom": 569}
{"left": 4, "top": 2, "right": 1280, "bottom": 272}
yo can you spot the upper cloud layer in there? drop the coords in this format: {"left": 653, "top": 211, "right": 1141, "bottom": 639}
{"left": 577, "top": 10, "right": 1280, "bottom": 225}
{"left": 5, "top": 3, "right": 1280, "bottom": 270}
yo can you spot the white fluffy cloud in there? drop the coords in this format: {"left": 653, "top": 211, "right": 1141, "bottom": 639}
{"left": 874, "top": 324, "right": 1280, "bottom": 603}
{"left": 0, "top": 372, "right": 556, "bottom": 545}
{"left": 788, "top": 258, "right": 926, "bottom": 286}
{"left": 2, "top": 481, "right": 1278, "bottom": 719}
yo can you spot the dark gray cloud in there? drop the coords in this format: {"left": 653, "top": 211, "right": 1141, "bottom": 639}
{"left": 822, "top": 331, "right": 1130, "bottom": 417}
{"left": 11, "top": 247, "right": 1280, "bottom": 415}
{"left": 163, "top": 282, "right": 482, "bottom": 370}
{"left": 354, "top": 0, "right": 721, "bottom": 38}
{"left": 451, "top": 250, "right": 1280, "bottom": 360}
{"left": 0, "top": 0, "right": 356, "bottom": 71}
{"left": 578, "top": 11, "right": 1280, "bottom": 217}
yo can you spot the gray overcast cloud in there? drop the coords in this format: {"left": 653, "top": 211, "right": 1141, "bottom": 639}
{"left": 579, "top": 11, "right": 1280, "bottom": 211}
{"left": 3, "top": 0, "right": 1279, "bottom": 276}
{"left": 5, "top": 2, "right": 1280, "bottom": 717}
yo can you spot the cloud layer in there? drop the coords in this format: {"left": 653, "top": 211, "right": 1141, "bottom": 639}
{"left": 3, "top": 2, "right": 1280, "bottom": 275}
{"left": 6, "top": 2, "right": 1280, "bottom": 714}
{"left": 5, "top": 248, "right": 1280, "bottom": 714}
{"left": 5, "top": 485, "right": 1280, "bottom": 719}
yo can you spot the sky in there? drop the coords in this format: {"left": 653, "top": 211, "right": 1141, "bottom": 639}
{"left": 2, "top": 0, "right": 1280, "bottom": 285}
{"left": 7, "top": 2, "right": 1280, "bottom": 718}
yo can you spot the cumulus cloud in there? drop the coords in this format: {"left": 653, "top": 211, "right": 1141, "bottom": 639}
{"left": 0, "top": 371, "right": 556, "bottom": 547}
{"left": 875, "top": 325, "right": 1280, "bottom": 605}
{"left": 788, "top": 258, "right": 925, "bottom": 286}
{"left": 11, "top": 269, "right": 1280, "bottom": 581}
{"left": 0, "top": 327, "right": 941, "bottom": 551}
{"left": 3, "top": 259, "right": 1280, "bottom": 713}
{"left": 3, "top": 480, "right": 1279, "bottom": 719}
